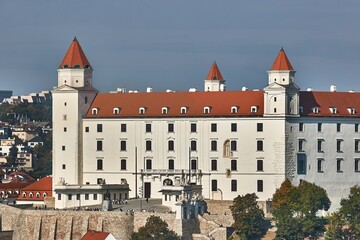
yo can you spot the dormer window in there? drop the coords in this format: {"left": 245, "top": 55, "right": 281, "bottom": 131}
{"left": 162, "top": 107, "right": 169, "bottom": 114}
{"left": 92, "top": 108, "right": 99, "bottom": 115}
{"left": 348, "top": 107, "right": 356, "bottom": 115}
{"left": 64, "top": 65, "right": 68, "bottom": 68}
{"left": 43, "top": 192, "right": 47, "bottom": 197}
{"left": 22, "top": 192, "right": 26, "bottom": 198}
{"left": 180, "top": 107, "right": 188, "bottom": 114}
{"left": 113, "top": 107, "right": 120, "bottom": 115}
{"left": 139, "top": 107, "right": 146, "bottom": 115}
{"left": 36, "top": 192, "right": 40, "bottom": 198}
{"left": 74, "top": 64, "right": 80, "bottom": 68}
{"left": 231, "top": 106, "right": 238, "bottom": 114}
{"left": 329, "top": 107, "right": 337, "bottom": 114}
{"left": 251, "top": 106, "right": 258, "bottom": 113}
{"left": 312, "top": 107, "right": 319, "bottom": 114}
{"left": 204, "top": 106, "right": 211, "bottom": 114}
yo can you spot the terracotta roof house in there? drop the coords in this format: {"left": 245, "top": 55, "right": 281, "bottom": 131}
{"left": 16, "top": 176, "right": 52, "bottom": 205}
{"left": 0, "top": 182, "right": 31, "bottom": 198}
{"left": 81, "top": 230, "right": 116, "bottom": 240}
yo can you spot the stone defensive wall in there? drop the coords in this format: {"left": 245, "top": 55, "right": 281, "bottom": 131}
{"left": 0, "top": 204, "right": 233, "bottom": 240}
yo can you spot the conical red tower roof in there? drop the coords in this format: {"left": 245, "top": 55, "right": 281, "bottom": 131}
{"left": 271, "top": 48, "right": 294, "bottom": 71}
{"left": 60, "top": 37, "right": 91, "bottom": 68}
{"left": 206, "top": 62, "right": 224, "bottom": 80}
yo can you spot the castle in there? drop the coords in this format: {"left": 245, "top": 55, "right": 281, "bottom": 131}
{"left": 52, "top": 38, "right": 359, "bottom": 211}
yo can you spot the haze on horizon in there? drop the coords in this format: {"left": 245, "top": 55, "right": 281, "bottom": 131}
{"left": 0, "top": 1, "right": 359, "bottom": 95}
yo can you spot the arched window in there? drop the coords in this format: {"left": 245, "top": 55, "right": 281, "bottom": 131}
{"left": 36, "top": 192, "right": 40, "bottom": 198}
{"left": 43, "top": 192, "right": 47, "bottom": 197}
{"left": 204, "top": 106, "right": 211, "bottom": 114}
{"left": 29, "top": 192, "right": 33, "bottom": 198}
{"left": 139, "top": 107, "right": 146, "bottom": 115}
{"left": 223, "top": 140, "right": 231, "bottom": 157}
{"left": 231, "top": 106, "right": 238, "bottom": 114}
{"left": 92, "top": 108, "right": 98, "bottom": 115}
{"left": 162, "top": 107, "right": 169, "bottom": 114}
{"left": 22, "top": 192, "right": 26, "bottom": 198}
{"left": 113, "top": 107, "right": 120, "bottom": 115}
{"left": 180, "top": 107, "right": 188, "bottom": 114}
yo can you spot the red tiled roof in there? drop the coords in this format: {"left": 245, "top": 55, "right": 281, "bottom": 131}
{"left": 82, "top": 230, "right": 110, "bottom": 240}
{"left": 86, "top": 90, "right": 264, "bottom": 118}
{"left": 300, "top": 91, "right": 360, "bottom": 117}
{"left": 16, "top": 176, "right": 52, "bottom": 201}
{"left": 0, "top": 182, "right": 31, "bottom": 190}
{"left": 271, "top": 48, "right": 294, "bottom": 71}
{"left": 206, "top": 62, "right": 224, "bottom": 80}
{"left": 60, "top": 37, "right": 91, "bottom": 69}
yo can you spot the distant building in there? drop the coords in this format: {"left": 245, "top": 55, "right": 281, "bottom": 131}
{"left": 81, "top": 230, "right": 116, "bottom": 240}
{"left": 16, "top": 152, "right": 32, "bottom": 169}
{"left": 53, "top": 39, "right": 360, "bottom": 212}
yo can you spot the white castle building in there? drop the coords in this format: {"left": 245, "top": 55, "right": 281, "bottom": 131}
{"left": 53, "top": 38, "right": 359, "bottom": 211}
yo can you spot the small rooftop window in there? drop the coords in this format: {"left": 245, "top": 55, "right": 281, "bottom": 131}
{"left": 251, "top": 106, "right": 258, "bottom": 113}
{"left": 231, "top": 106, "right": 238, "bottom": 114}
{"left": 74, "top": 64, "right": 80, "bottom": 68}
{"left": 162, "top": 107, "right": 169, "bottom": 114}
{"left": 180, "top": 107, "right": 188, "bottom": 114}
{"left": 347, "top": 107, "right": 356, "bottom": 115}
{"left": 139, "top": 107, "right": 146, "bottom": 115}
{"left": 113, "top": 107, "right": 120, "bottom": 115}
{"left": 92, "top": 108, "right": 99, "bottom": 115}
{"left": 329, "top": 107, "right": 337, "bottom": 114}
{"left": 204, "top": 106, "right": 211, "bottom": 114}
{"left": 312, "top": 107, "right": 319, "bottom": 114}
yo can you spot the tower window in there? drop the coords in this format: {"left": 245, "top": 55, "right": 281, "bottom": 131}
{"left": 168, "top": 159, "right": 174, "bottom": 170}
{"left": 257, "top": 123, "right": 263, "bottom": 132}
{"left": 317, "top": 159, "right": 324, "bottom": 172}
{"left": 257, "top": 160, "right": 263, "bottom": 171}
{"left": 231, "top": 123, "right": 237, "bottom": 132}
{"left": 121, "top": 124, "right": 126, "bottom": 132}
{"left": 274, "top": 97, "right": 277, "bottom": 102}
{"left": 257, "top": 140, "right": 263, "bottom": 151}
{"left": 168, "top": 123, "right": 174, "bottom": 133}
{"left": 146, "top": 140, "right": 152, "bottom": 151}
{"left": 211, "top": 180, "right": 217, "bottom": 191}
{"left": 211, "top": 140, "right": 217, "bottom": 151}
{"left": 231, "top": 180, "right": 237, "bottom": 192}
{"left": 337, "top": 159, "right": 343, "bottom": 172}
{"left": 97, "top": 159, "right": 103, "bottom": 170}
{"left": 191, "top": 159, "right": 197, "bottom": 170}
{"left": 257, "top": 180, "right": 263, "bottom": 192}
{"left": 231, "top": 160, "right": 237, "bottom": 171}
{"left": 231, "top": 140, "right": 237, "bottom": 151}
{"left": 146, "top": 123, "right": 152, "bottom": 133}
{"left": 211, "top": 159, "right": 217, "bottom": 171}
{"left": 191, "top": 123, "right": 197, "bottom": 133}
{"left": 337, "top": 140, "right": 342, "bottom": 152}
{"left": 297, "top": 154, "right": 306, "bottom": 174}
{"left": 318, "top": 123, "right": 322, "bottom": 132}
{"left": 168, "top": 140, "right": 174, "bottom": 151}
{"left": 337, "top": 123, "right": 341, "bottom": 132}
{"left": 120, "top": 140, "right": 126, "bottom": 151}
{"left": 146, "top": 159, "right": 152, "bottom": 170}
{"left": 191, "top": 140, "right": 197, "bottom": 151}
{"left": 97, "top": 140, "right": 103, "bottom": 151}
{"left": 299, "top": 123, "right": 304, "bottom": 132}
{"left": 355, "top": 159, "right": 360, "bottom": 172}
{"left": 120, "top": 159, "right": 126, "bottom": 170}
{"left": 211, "top": 123, "right": 217, "bottom": 132}
{"left": 97, "top": 124, "right": 102, "bottom": 132}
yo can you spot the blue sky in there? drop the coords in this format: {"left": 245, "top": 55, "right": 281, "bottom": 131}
{"left": 0, "top": 1, "right": 359, "bottom": 95}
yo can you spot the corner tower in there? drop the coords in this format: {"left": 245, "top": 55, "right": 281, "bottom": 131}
{"left": 204, "top": 61, "right": 225, "bottom": 92}
{"left": 264, "top": 48, "right": 300, "bottom": 116}
{"left": 52, "top": 38, "right": 98, "bottom": 209}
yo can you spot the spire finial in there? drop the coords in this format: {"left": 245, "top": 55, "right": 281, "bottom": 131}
{"left": 280, "top": 47, "right": 284, "bottom": 51}
{"left": 73, "top": 36, "right": 77, "bottom": 41}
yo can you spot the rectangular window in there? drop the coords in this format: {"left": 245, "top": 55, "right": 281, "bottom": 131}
{"left": 211, "top": 123, "right": 217, "bottom": 132}
{"left": 337, "top": 140, "right": 342, "bottom": 152}
{"left": 168, "top": 123, "right": 174, "bottom": 133}
{"left": 231, "top": 140, "right": 237, "bottom": 151}
{"left": 231, "top": 180, "right": 237, "bottom": 192}
{"left": 97, "top": 159, "right": 103, "bottom": 170}
{"left": 85, "top": 127, "right": 89, "bottom": 132}
{"left": 297, "top": 154, "right": 307, "bottom": 174}
{"left": 211, "top": 140, "right": 217, "bottom": 151}
{"left": 231, "top": 160, "right": 237, "bottom": 171}
{"left": 97, "top": 140, "right": 103, "bottom": 151}
{"left": 298, "top": 139, "right": 304, "bottom": 152}
{"left": 146, "top": 140, "right": 152, "bottom": 151}
{"left": 317, "top": 140, "right": 323, "bottom": 152}
{"left": 168, "top": 140, "right": 174, "bottom": 151}
{"left": 299, "top": 123, "right": 304, "bottom": 132}
{"left": 85, "top": 194, "right": 89, "bottom": 200}
{"left": 257, "top": 140, "right": 263, "bottom": 151}
{"left": 257, "top": 160, "right": 263, "bottom": 171}
{"left": 211, "top": 180, "right": 217, "bottom": 191}
{"left": 76, "top": 194, "right": 80, "bottom": 200}
{"left": 58, "top": 194, "right": 61, "bottom": 200}
{"left": 120, "top": 140, "right": 127, "bottom": 151}
{"left": 191, "top": 123, "right": 197, "bottom": 133}
{"left": 93, "top": 194, "right": 97, "bottom": 200}
{"left": 337, "top": 123, "right": 341, "bottom": 132}
{"left": 97, "top": 124, "right": 102, "bottom": 132}
{"left": 355, "top": 140, "right": 360, "bottom": 152}
{"left": 68, "top": 194, "right": 72, "bottom": 200}
{"left": 257, "top": 180, "right": 263, "bottom": 192}
{"left": 356, "top": 124, "right": 359, "bottom": 133}
{"left": 355, "top": 159, "right": 360, "bottom": 172}
{"left": 337, "top": 159, "right": 342, "bottom": 172}
{"left": 168, "top": 159, "right": 174, "bottom": 170}
{"left": 62, "top": 146, "right": 65, "bottom": 151}
{"left": 318, "top": 123, "right": 322, "bottom": 132}
{"left": 257, "top": 123, "right": 263, "bottom": 132}
{"left": 146, "top": 159, "right": 152, "bottom": 170}
{"left": 120, "top": 159, "right": 126, "bottom": 170}
{"left": 145, "top": 123, "right": 151, "bottom": 133}
{"left": 64, "top": 127, "right": 67, "bottom": 132}
{"left": 317, "top": 159, "right": 323, "bottom": 172}
{"left": 63, "top": 114, "right": 67, "bottom": 121}
{"left": 62, "top": 164, "right": 66, "bottom": 169}
{"left": 191, "top": 140, "right": 197, "bottom": 151}
{"left": 191, "top": 159, "right": 197, "bottom": 170}
{"left": 211, "top": 159, "right": 217, "bottom": 171}
{"left": 121, "top": 124, "right": 127, "bottom": 132}
{"left": 231, "top": 123, "right": 237, "bottom": 132}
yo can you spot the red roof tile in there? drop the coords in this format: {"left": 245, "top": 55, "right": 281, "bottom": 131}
{"left": 82, "top": 230, "right": 110, "bottom": 240}
{"left": 0, "top": 182, "right": 31, "bottom": 190}
{"left": 300, "top": 91, "right": 360, "bottom": 117}
{"left": 206, "top": 62, "right": 224, "bottom": 80}
{"left": 86, "top": 91, "right": 264, "bottom": 118}
{"left": 16, "top": 176, "right": 52, "bottom": 201}
{"left": 60, "top": 37, "right": 91, "bottom": 69}
{"left": 271, "top": 48, "right": 294, "bottom": 71}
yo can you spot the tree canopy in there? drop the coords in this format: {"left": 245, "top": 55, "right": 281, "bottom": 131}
{"left": 230, "top": 193, "right": 267, "bottom": 240}
{"left": 272, "top": 179, "right": 331, "bottom": 239}
{"left": 131, "top": 215, "right": 181, "bottom": 240}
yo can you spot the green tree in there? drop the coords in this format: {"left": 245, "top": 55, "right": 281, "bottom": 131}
{"left": 272, "top": 180, "right": 331, "bottom": 239}
{"left": 6, "top": 145, "right": 18, "bottom": 167}
{"left": 230, "top": 193, "right": 267, "bottom": 240}
{"left": 29, "top": 131, "right": 52, "bottom": 179}
{"left": 326, "top": 186, "right": 360, "bottom": 239}
{"left": 131, "top": 215, "right": 181, "bottom": 240}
